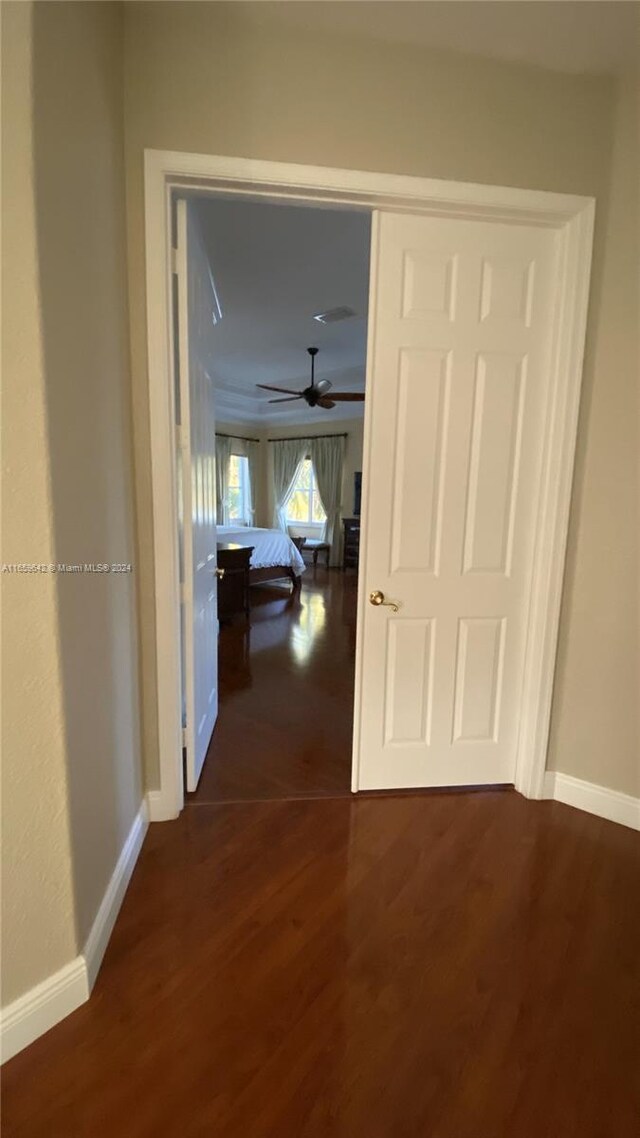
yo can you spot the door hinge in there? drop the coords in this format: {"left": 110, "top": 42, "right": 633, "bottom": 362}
{"left": 171, "top": 246, "right": 178, "bottom": 275}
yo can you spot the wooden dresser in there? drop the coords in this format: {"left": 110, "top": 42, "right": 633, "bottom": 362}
{"left": 216, "top": 543, "right": 253, "bottom": 622}
{"left": 342, "top": 517, "right": 361, "bottom": 571}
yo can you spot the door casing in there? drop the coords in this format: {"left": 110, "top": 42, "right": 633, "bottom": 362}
{"left": 143, "top": 149, "right": 594, "bottom": 821}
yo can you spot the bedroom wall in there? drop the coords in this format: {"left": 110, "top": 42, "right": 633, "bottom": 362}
{"left": 215, "top": 417, "right": 364, "bottom": 536}
{"left": 264, "top": 418, "right": 365, "bottom": 540}
{"left": 215, "top": 420, "right": 269, "bottom": 527}
{"left": 123, "top": 1, "right": 639, "bottom": 797}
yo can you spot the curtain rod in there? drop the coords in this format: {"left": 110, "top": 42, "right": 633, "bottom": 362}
{"left": 216, "top": 432, "right": 260, "bottom": 443}
{"left": 268, "top": 432, "right": 348, "bottom": 443}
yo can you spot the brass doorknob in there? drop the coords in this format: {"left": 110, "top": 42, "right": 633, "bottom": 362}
{"left": 214, "top": 567, "right": 225, "bottom": 580}
{"left": 369, "top": 590, "right": 399, "bottom": 613}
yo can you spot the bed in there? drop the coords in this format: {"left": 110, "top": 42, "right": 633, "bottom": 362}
{"left": 217, "top": 526, "right": 305, "bottom": 591}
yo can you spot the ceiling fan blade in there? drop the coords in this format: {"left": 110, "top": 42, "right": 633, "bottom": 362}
{"left": 318, "top": 397, "right": 337, "bottom": 409}
{"left": 268, "top": 395, "right": 304, "bottom": 404}
{"left": 316, "top": 379, "right": 333, "bottom": 394}
{"left": 256, "top": 384, "right": 302, "bottom": 395}
{"left": 328, "top": 392, "right": 365, "bottom": 401}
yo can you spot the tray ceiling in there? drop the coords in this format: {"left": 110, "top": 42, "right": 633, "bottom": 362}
{"left": 192, "top": 195, "right": 371, "bottom": 426}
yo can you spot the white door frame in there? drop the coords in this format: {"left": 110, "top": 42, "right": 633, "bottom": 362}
{"left": 143, "top": 148, "right": 594, "bottom": 821}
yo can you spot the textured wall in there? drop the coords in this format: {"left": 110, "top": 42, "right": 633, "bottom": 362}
{"left": 32, "top": 0, "right": 143, "bottom": 946}
{"left": 1, "top": 1, "right": 77, "bottom": 1005}
{"left": 547, "top": 73, "right": 639, "bottom": 795}
{"left": 1, "top": 0, "right": 143, "bottom": 1007}
{"left": 123, "top": 2, "right": 638, "bottom": 795}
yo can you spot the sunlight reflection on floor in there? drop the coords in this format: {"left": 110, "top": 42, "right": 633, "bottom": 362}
{"left": 290, "top": 590, "right": 327, "bottom": 665}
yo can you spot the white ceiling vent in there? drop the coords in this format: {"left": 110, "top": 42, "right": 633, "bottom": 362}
{"left": 312, "top": 306, "right": 357, "bottom": 324}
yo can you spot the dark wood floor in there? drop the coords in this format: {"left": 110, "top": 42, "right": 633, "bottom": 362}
{"left": 3, "top": 792, "right": 639, "bottom": 1136}
{"left": 190, "top": 568, "right": 357, "bottom": 803}
{"left": 4, "top": 573, "right": 640, "bottom": 1132}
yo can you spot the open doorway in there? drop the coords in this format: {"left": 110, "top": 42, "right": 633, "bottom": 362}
{"left": 153, "top": 151, "right": 593, "bottom": 822}
{"left": 175, "top": 195, "right": 371, "bottom": 803}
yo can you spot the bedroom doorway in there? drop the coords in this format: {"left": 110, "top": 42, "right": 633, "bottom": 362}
{"left": 175, "top": 194, "right": 371, "bottom": 802}
{"left": 150, "top": 151, "right": 593, "bottom": 820}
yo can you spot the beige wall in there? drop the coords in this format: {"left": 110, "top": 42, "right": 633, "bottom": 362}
{"left": 1, "top": 0, "right": 142, "bottom": 1006}
{"left": 216, "top": 420, "right": 269, "bottom": 528}
{"left": 547, "top": 73, "right": 639, "bottom": 795}
{"left": 217, "top": 417, "right": 364, "bottom": 538}
{"left": 31, "top": 0, "right": 142, "bottom": 946}
{"left": 1, "top": 1, "right": 77, "bottom": 1005}
{"left": 263, "top": 419, "right": 364, "bottom": 543}
{"left": 123, "top": 2, "right": 638, "bottom": 795}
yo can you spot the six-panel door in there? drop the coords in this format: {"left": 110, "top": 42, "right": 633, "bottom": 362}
{"left": 356, "top": 211, "right": 559, "bottom": 789}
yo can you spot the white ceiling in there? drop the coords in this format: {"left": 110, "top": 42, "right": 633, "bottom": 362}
{"left": 193, "top": 196, "right": 371, "bottom": 425}
{"left": 237, "top": 0, "right": 640, "bottom": 77}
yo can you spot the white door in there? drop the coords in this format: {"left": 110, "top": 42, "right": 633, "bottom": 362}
{"left": 355, "top": 210, "right": 559, "bottom": 790}
{"left": 175, "top": 199, "right": 220, "bottom": 791}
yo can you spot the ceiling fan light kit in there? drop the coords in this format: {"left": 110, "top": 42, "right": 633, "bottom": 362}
{"left": 256, "top": 347, "right": 365, "bottom": 410}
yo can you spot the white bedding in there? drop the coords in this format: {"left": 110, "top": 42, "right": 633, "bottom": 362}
{"left": 217, "top": 526, "right": 306, "bottom": 576}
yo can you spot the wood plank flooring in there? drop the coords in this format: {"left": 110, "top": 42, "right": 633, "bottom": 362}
{"left": 3, "top": 792, "right": 639, "bottom": 1136}
{"left": 3, "top": 571, "right": 639, "bottom": 1134}
{"left": 190, "top": 568, "right": 357, "bottom": 803}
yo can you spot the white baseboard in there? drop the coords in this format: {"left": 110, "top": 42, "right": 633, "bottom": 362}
{"left": 83, "top": 801, "right": 149, "bottom": 989}
{"left": 146, "top": 788, "right": 180, "bottom": 822}
{"left": 543, "top": 771, "right": 640, "bottom": 831}
{"left": 1, "top": 801, "right": 149, "bottom": 1064}
{"left": 1, "top": 957, "right": 89, "bottom": 1065}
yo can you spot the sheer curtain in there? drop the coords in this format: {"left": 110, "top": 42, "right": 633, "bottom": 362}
{"left": 245, "top": 439, "right": 261, "bottom": 525}
{"left": 311, "top": 434, "right": 346, "bottom": 566}
{"left": 215, "top": 435, "right": 232, "bottom": 526}
{"left": 271, "top": 438, "right": 308, "bottom": 531}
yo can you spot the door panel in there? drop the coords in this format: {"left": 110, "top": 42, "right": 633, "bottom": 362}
{"left": 462, "top": 352, "right": 526, "bottom": 576}
{"left": 390, "top": 349, "right": 450, "bottom": 575}
{"left": 356, "top": 211, "right": 559, "bottom": 790}
{"left": 175, "top": 199, "right": 219, "bottom": 792}
{"left": 452, "top": 617, "right": 506, "bottom": 743}
{"left": 384, "top": 619, "right": 435, "bottom": 746}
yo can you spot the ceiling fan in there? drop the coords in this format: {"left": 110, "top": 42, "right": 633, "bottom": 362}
{"left": 256, "top": 347, "right": 365, "bottom": 410}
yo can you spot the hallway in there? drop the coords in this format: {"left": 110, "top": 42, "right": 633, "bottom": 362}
{"left": 190, "top": 568, "right": 358, "bottom": 804}
{"left": 3, "top": 791, "right": 639, "bottom": 1136}
{"left": 3, "top": 570, "right": 640, "bottom": 1135}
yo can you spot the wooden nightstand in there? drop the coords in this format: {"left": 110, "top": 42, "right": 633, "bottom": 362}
{"left": 216, "top": 543, "right": 253, "bottom": 622}
{"left": 342, "top": 517, "right": 361, "bottom": 571}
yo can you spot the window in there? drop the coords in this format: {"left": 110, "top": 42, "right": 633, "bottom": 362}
{"left": 227, "top": 454, "right": 251, "bottom": 524}
{"left": 285, "top": 458, "right": 326, "bottom": 526}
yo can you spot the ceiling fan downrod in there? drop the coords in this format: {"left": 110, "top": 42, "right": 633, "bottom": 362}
{"left": 308, "top": 346, "right": 318, "bottom": 388}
